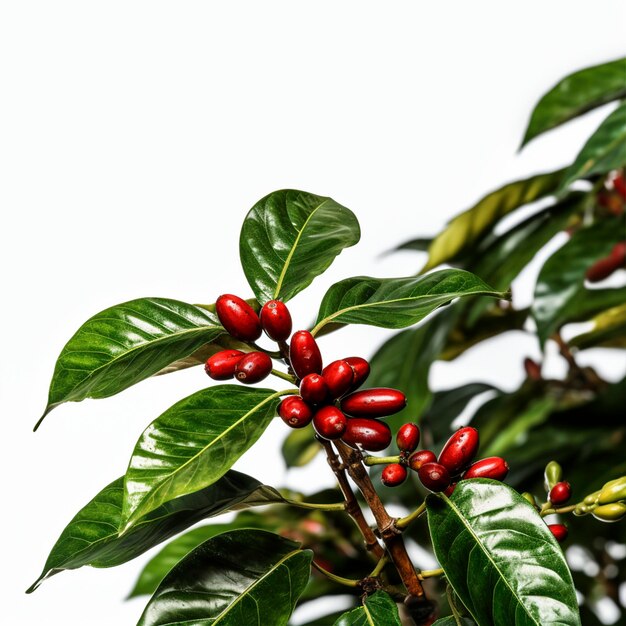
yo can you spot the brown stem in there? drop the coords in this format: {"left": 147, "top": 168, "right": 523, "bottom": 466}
{"left": 318, "top": 437, "right": 384, "bottom": 559}
{"left": 334, "top": 440, "right": 426, "bottom": 599}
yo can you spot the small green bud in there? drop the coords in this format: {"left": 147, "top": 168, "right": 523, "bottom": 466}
{"left": 598, "top": 476, "right": 626, "bottom": 506}
{"left": 574, "top": 503, "right": 591, "bottom": 516}
{"left": 592, "top": 502, "right": 626, "bottom": 523}
{"left": 521, "top": 492, "right": 539, "bottom": 509}
{"left": 544, "top": 461, "right": 562, "bottom": 492}
{"left": 583, "top": 490, "right": 601, "bottom": 506}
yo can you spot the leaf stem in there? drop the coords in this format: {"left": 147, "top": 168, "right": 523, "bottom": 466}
{"left": 271, "top": 369, "right": 297, "bottom": 383}
{"left": 540, "top": 504, "right": 577, "bottom": 517}
{"left": 396, "top": 501, "right": 427, "bottom": 530}
{"left": 369, "top": 554, "right": 390, "bottom": 578}
{"left": 312, "top": 560, "right": 359, "bottom": 588}
{"left": 282, "top": 498, "right": 346, "bottom": 512}
{"left": 363, "top": 455, "right": 401, "bottom": 466}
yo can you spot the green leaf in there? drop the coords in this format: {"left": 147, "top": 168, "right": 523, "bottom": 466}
{"left": 427, "top": 480, "right": 581, "bottom": 626}
{"left": 282, "top": 424, "right": 321, "bottom": 468}
{"left": 27, "top": 470, "right": 285, "bottom": 593}
{"left": 560, "top": 102, "right": 626, "bottom": 190}
{"left": 433, "top": 618, "right": 476, "bottom": 626}
{"left": 422, "top": 170, "right": 564, "bottom": 271}
{"left": 37, "top": 298, "right": 225, "bottom": 429}
{"left": 239, "top": 189, "right": 360, "bottom": 304}
{"left": 333, "top": 591, "right": 402, "bottom": 626}
{"left": 532, "top": 217, "right": 624, "bottom": 344}
{"left": 121, "top": 386, "right": 285, "bottom": 532}
{"left": 389, "top": 237, "right": 433, "bottom": 253}
{"left": 521, "top": 57, "right": 626, "bottom": 147}
{"left": 137, "top": 529, "right": 312, "bottom": 626}
{"left": 312, "top": 270, "right": 504, "bottom": 335}
{"left": 570, "top": 303, "right": 626, "bottom": 350}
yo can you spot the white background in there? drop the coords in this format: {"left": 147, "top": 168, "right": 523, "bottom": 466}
{"left": 2, "top": 2, "right": 626, "bottom": 624}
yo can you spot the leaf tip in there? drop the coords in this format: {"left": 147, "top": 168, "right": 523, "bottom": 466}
{"left": 33, "top": 407, "right": 51, "bottom": 432}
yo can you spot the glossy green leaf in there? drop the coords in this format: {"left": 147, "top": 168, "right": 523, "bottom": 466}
{"left": 333, "top": 591, "right": 401, "bottom": 626}
{"left": 389, "top": 237, "right": 433, "bottom": 253}
{"left": 570, "top": 303, "right": 626, "bottom": 350}
{"left": 427, "top": 480, "right": 581, "bottom": 626}
{"left": 521, "top": 57, "right": 626, "bottom": 146}
{"left": 121, "top": 386, "right": 285, "bottom": 532}
{"left": 560, "top": 102, "right": 626, "bottom": 190}
{"left": 422, "top": 171, "right": 564, "bottom": 271}
{"left": 37, "top": 298, "right": 224, "bottom": 429}
{"left": 532, "top": 217, "right": 624, "bottom": 344}
{"left": 239, "top": 189, "right": 360, "bottom": 304}
{"left": 282, "top": 424, "right": 321, "bottom": 468}
{"left": 312, "top": 270, "right": 503, "bottom": 335}
{"left": 433, "top": 618, "right": 476, "bottom": 626}
{"left": 137, "top": 529, "right": 312, "bottom": 626}
{"left": 27, "top": 470, "right": 284, "bottom": 593}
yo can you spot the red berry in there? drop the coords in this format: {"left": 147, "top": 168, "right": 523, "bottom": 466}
{"left": 418, "top": 462, "right": 451, "bottom": 492}
{"left": 396, "top": 423, "right": 420, "bottom": 453}
{"left": 611, "top": 241, "right": 626, "bottom": 265}
{"left": 548, "top": 523, "right": 568, "bottom": 543}
{"left": 438, "top": 427, "right": 479, "bottom": 475}
{"left": 342, "top": 418, "right": 392, "bottom": 452}
{"left": 462, "top": 457, "right": 509, "bottom": 481}
{"left": 549, "top": 481, "right": 571, "bottom": 506}
{"left": 234, "top": 352, "right": 273, "bottom": 384}
{"left": 322, "top": 360, "right": 354, "bottom": 399}
{"left": 444, "top": 482, "right": 457, "bottom": 497}
{"left": 523, "top": 358, "right": 542, "bottom": 381}
{"left": 408, "top": 449, "right": 437, "bottom": 472}
{"left": 614, "top": 174, "right": 626, "bottom": 200}
{"left": 344, "top": 356, "right": 370, "bottom": 390}
{"left": 381, "top": 463, "right": 408, "bottom": 487}
{"left": 260, "top": 300, "right": 292, "bottom": 342}
{"left": 278, "top": 396, "right": 313, "bottom": 428}
{"left": 289, "top": 331, "right": 323, "bottom": 379}
{"left": 313, "top": 406, "right": 347, "bottom": 440}
{"left": 215, "top": 294, "right": 262, "bottom": 341}
{"left": 340, "top": 388, "right": 407, "bottom": 418}
{"left": 204, "top": 349, "right": 245, "bottom": 380}
{"left": 300, "top": 373, "right": 329, "bottom": 405}
{"left": 585, "top": 255, "right": 620, "bottom": 283}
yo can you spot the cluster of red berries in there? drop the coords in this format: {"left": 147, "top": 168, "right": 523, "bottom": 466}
{"left": 547, "top": 476, "right": 572, "bottom": 544}
{"left": 585, "top": 241, "right": 626, "bottom": 283}
{"left": 381, "top": 425, "right": 510, "bottom": 493}
{"left": 597, "top": 172, "right": 626, "bottom": 217}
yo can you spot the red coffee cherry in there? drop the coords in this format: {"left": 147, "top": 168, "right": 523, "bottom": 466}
{"left": 462, "top": 457, "right": 509, "bottom": 481}
{"left": 396, "top": 423, "right": 420, "bottom": 453}
{"left": 204, "top": 349, "right": 245, "bottom": 380}
{"left": 260, "top": 300, "right": 292, "bottom": 342}
{"left": 444, "top": 482, "right": 457, "bottom": 497}
{"left": 340, "top": 388, "right": 407, "bottom": 418}
{"left": 438, "top": 427, "right": 479, "bottom": 475}
{"left": 342, "top": 418, "right": 392, "bottom": 452}
{"left": 322, "top": 360, "right": 354, "bottom": 399}
{"left": 548, "top": 523, "right": 568, "bottom": 543}
{"left": 614, "top": 174, "right": 626, "bottom": 200}
{"left": 408, "top": 449, "right": 437, "bottom": 472}
{"left": 549, "top": 481, "right": 572, "bottom": 506}
{"left": 381, "top": 463, "right": 408, "bottom": 487}
{"left": 418, "top": 462, "right": 451, "bottom": 492}
{"left": 611, "top": 241, "right": 626, "bottom": 265}
{"left": 278, "top": 396, "right": 313, "bottom": 428}
{"left": 344, "top": 356, "right": 370, "bottom": 390}
{"left": 523, "top": 357, "right": 542, "bottom": 382}
{"left": 312, "top": 406, "right": 347, "bottom": 440}
{"left": 586, "top": 256, "right": 619, "bottom": 283}
{"left": 215, "top": 294, "right": 262, "bottom": 341}
{"left": 289, "top": 331, "right": 323, "bottom": 379}
{"left": 300, "top": 373, "right": 329, "bottom": 405}
{"left": 234, "top": 351, "right": 273, "bottom": 384}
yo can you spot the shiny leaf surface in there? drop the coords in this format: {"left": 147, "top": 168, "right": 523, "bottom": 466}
{"left": 521, "top": 57, "right": 626, "bottom": 146}
{"left": 532, "top": 217, "right": 624, "bottom": 344}
{"left": 333, "top": 591, "right": 401, "bottom": 626}
{"left": 560, "top": 102, "right": 626, "bottom": 190}
{"left": 313, "top": 270, "right": 503, "bottom": 334}
{"left": 28, "top": 471, "right": 284, "bottom": 593}
{"left": 38, "top": 298, "right": 224, "bottom": 428}
{"left": 281, "top": 424, "right": 321, "bottom": 468}
{"left": 122, "top": 386, "right": 284, "bottom": 531}
{"left": 427, "top": 480, "right": 581, "bottom": 626}
{"left": 239, "top": 189, "right": 360, "bottom": 304}
{"left": 422, "top": 171, "right": 564, "bottom": 271}
{"left": 137, "top": 529, "right": 312, "bottom": 626}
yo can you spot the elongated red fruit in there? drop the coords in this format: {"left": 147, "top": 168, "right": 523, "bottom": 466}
{"left": 340, "top": 388, "right": 406, "bottom": 418}
{"left": 234, "top": 351, "right": 273, "bottom": 384}
{"left": 204, "top": 349, "right": 245, "bottom": 380}
{"left": 260, "top": 300, "right": 293, "bottom": 341}
{"left": 396, "top": 423, "right": 420, "bottom": 453}
{"left": 548, "top": 523, "right": 568, "bottom": 543}
{"left": 313, "top": 406, "right": 347, "bottom": 440}
{"left": 611, "top": 241, "right": 626, "bottom": 265}
{"left": 290, "top": 331, "right": 323, "bottom": 379}
{"left": 462, "top": 457, "right": 509, "bottom": 481}
{"left": 300, "top": 373, "right": 329, "bottom": 405}
{"left": 438, "top": 427, "right": 479, "bottom": 475}
{"left": 342, "top": 418, "right": 392, "bottom": 451}
{"left": 344, "top": 356, "right": 370, "bottom": 390}
{"left": 549, "top": 481, "right": 571, "bottom": 505}
{"left": 278, "top": 396, "right": 313, "bottom": 428}
{"left": 418, "top": 462, "right": 451, "bottom": 492}
{"left": 322, "top": 360, "right": 354, "bottom": 399}
{"left": 408, "top": 449, "right": 437, "bottom": 472}
{"left": 215, "top": 294, "right": 262, "bottom": 341}
{"left": 381, "top": 463, "right": 407, "bottom": 487}
{"left": 614, "top": 174, "right": 626, "bottom": 200}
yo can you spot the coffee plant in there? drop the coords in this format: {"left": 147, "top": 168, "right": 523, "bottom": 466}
{"left": 28, "top": 57, "right": 626, "bottom": 625}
